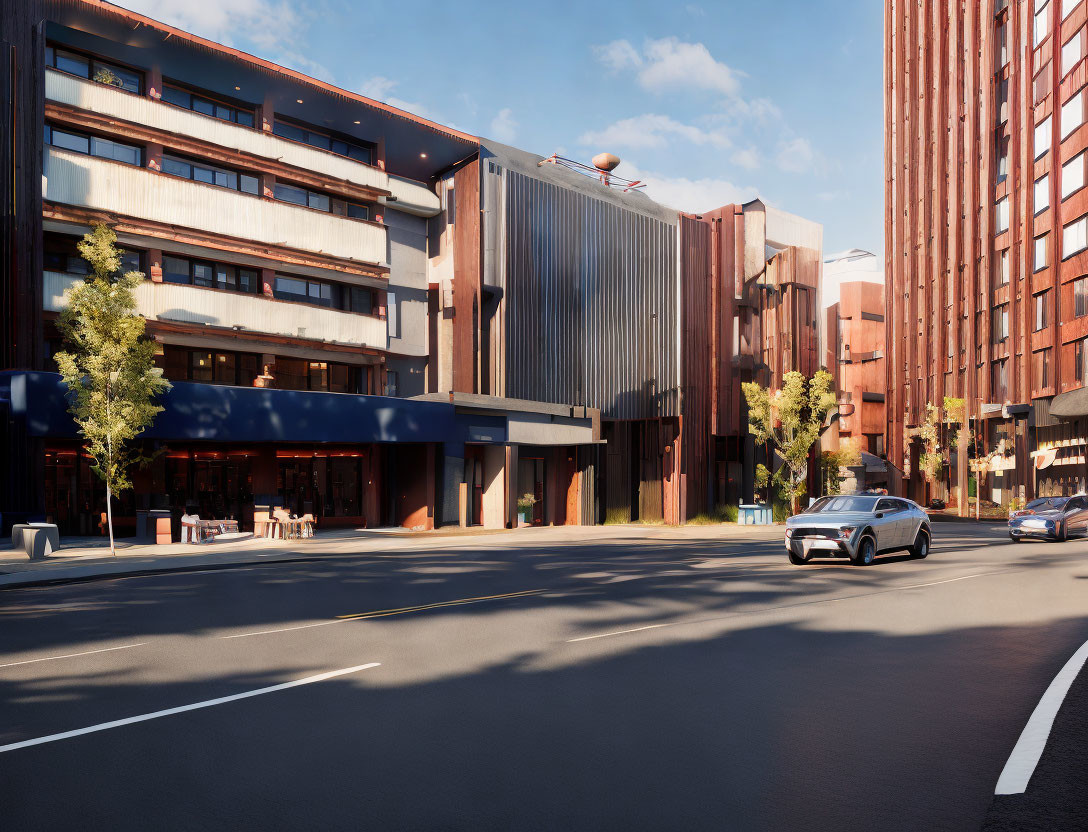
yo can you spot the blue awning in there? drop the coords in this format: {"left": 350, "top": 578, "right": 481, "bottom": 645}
{"left": 1, "top": 372, "right": 457, "bottom": 444}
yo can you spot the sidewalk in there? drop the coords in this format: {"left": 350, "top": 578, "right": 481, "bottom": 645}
{"left": 0, "top": 522, "right": 786, "bottom": 590}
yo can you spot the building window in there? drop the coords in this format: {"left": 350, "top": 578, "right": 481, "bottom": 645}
{"left": 1076, "top": 337, "right": 1088, "bottom": 384}
{"left": 992, "top": 359, "right": 1009, "bottom": 401}
{"left": 1066, "top": 0, "right": 1081, "bottom": 20}
{"left": 1033, "top": 349, "right": 1052, "bottom": 390}
{"left": 1035, "top": 174, "right": 1051, "bottom": 214}
{"left": 270, "top": 357, "right": 362, "bottom": 393}
{"left": 384, "top": 370, "right": 399, "bottom": 397}
{"left": 997, "top": 21, "right": 1009, "bottom": 67}
{"left": 387, "top": 291, "right": 398, "bottom": 337}
{"left": 998, "top": 249, "right": 1011, "bottom": 284}
{"left": 159, "top": 345, "right": 258, "bottom": 387}
{"left": 992, "top": 304, "right": 1009, "bottom": 343}
{"left": 162, "top": 254, "right": 259, "bottom": 294}
{"left": 272, "top": 118, "right": 374, "bottom": 164}
{"left": 1035, "top": 234, "right": 1049, "bottom": 271}
{"left": 1035, "top": 291, "right": 1050, "bottom": 330}
{"left": 160, "top": 84, "right": 255, "bottom": 127}
{"left": 273, "top": 183, "right": 370, "bottom": 221}
{"left": 44, "top": 124, "right": 142, "bottom": 166}
{"left": 44, "top": 233, "right": 141, "bottom": 276}
{"left": 162, "top": 154, "right": 259, "bottom": 195}
{"left": 997, "top": 135, "right": 1010, "bottom": 182}
{"left": 1064, "top": 28, "right": 1086, "bottom": 76}
{"left": 1076, "top": 276, "right": 1088, "bottom": 316}
{"left": 45, "top": 44, "right": 142, "bottom": 94}
{"left": 1036, "top": 116, "right": 1052, "bottom": 159}
{"left": 1065, "top": 214, "right": 1088, "bottom": 257}
{"left": 996, "top": 197, "right": 1010, "bottom": 233}
{"left": 1063, "top": 150, "right": 1087, "bottom": 198}
{"left": 1063, "top": 89, "right": 1085, "bottom": 139}
{"left": 998, "top": 78, "right": 1010, "bottom": 124}
{"left": 1035, "top": 65, "right": 1053, "bottom": 105}
{"left": 1037, "top": 0, "right": 1052, "bottom": 46}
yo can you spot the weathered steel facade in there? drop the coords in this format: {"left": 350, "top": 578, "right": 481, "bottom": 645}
{"left": 886, "top": 0, "right": 1088, "bottom": 505}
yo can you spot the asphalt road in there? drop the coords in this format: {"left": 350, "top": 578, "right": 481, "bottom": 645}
{"left": 1, "top": 523, "right": 1086, "bottom": 831}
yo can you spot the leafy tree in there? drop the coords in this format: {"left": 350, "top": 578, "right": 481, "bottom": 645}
{"left": 742, "top": 370, "right": 838, "bottom": 515}
{"left": 54, "top": 224, "right": 171, "bottom": 555}
{"left": 918, "top": 402, "right": 943, "bottom": 483}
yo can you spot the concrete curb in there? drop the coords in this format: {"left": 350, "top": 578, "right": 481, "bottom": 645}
{"left": 982, "top": 639, "right": 1088, "bottom": 830}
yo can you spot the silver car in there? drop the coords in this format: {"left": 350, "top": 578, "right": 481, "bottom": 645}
{"left": 784, "top": 495, "right": 932, "bottom": 566}
{"left": 1008, "top": 495, "right": 1088, "bottom": 542}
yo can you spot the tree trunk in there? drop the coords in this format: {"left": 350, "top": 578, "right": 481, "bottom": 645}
{"left": 106, "top": 482, "right": 116, "bottom": 557}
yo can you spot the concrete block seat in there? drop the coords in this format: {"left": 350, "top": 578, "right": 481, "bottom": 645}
{"left": 14, "top": 523, "right": 61, "bottom": 560}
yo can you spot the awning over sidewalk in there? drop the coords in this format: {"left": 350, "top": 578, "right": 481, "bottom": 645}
{"left": 1048, "top": 388, "right": 1088, "bottom": 420}
{"left": 1, "top": 371, "right": 456, "bottom": 444}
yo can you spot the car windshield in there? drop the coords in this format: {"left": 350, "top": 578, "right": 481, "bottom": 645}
{"left": 805, "top": 496, "right": 877, "bottom": 514}
{"left": 1025, "top": 497, "right": 1069, "bottom": 511}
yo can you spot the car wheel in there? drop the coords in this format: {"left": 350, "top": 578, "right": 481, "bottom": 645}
{"left": 1009, "top": 534, "right": 1022, "bottom": 543}
{"left": 788, "top": 547, "right": 809, "bottom": 565}
{"left": 852, "top": 536, "right": 876, "bottom": 566}
{"left": 911, "top": 531, "right": 929, "bottom": 559}
{"left": 1056, "top": 522, "right": 1067, "bottom": 542}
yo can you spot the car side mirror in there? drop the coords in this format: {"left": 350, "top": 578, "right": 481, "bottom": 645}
{"left": 875, "top": 512, "right": 884, "bottom": 519}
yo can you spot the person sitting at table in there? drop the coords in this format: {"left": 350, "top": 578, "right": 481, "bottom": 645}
{"left": 179, "top": 504, "right": 202, "bottom": 544}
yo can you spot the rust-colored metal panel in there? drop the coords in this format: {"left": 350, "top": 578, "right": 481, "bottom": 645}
{"left": 452, "top": 157, "right": 482, "bottom": 393}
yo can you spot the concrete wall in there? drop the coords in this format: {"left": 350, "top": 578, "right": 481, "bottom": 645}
{"left": 386, "top": 209, "right": 429, "bottom": 360}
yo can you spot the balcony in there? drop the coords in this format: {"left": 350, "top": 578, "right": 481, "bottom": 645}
{"left": 44, "top": 146, "right": 387, "bottom": 266}
{"left": 44, "top": 272, "right": 387, "bottom": 351}
{"left": 44, "top": 69, "right": 440, "bottom": 217}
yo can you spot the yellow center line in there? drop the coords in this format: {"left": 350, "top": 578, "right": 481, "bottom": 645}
{"left": 335, "top": 589, "right": 544, "bottom": 620}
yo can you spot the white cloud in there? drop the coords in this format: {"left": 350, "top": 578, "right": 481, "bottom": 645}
{"left": 638, "top": 37, "right": 742, "bottom": 98}
{"left": 730, "top": 147, "right": 761, "bottom": 170}
{"left": 620, "top": 162, "right": 760, "bottom": 213}
{"left": 490, "top": 108, "right": 518, "bottom": 143}
{"left": 578, "top": 113, "right": 730, "bottom": 150}
{"left": 776, "top": 137, "right": 816, "bottom": 173}
{"left": 593, "top": 39, "right": 643, "bottom": 72}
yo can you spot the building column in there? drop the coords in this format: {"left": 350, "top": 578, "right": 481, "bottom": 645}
{"left": 956, "top": 425, "right": 969, "bottom": 517}
{"left": 438, "top": 441, "right": 464, "bottom": 527}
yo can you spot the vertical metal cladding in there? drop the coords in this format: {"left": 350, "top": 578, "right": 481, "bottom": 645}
{"left": 498, "top": 168, "right": 679, "bottom": 420}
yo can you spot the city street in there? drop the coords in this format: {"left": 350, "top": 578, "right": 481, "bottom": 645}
{"left": 1, "top": 523, "right": 1085, "bottom": 831}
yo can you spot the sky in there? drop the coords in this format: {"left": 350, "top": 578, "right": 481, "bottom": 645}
{"left": 116, "top": 0, "right": 885, "bottom": 259}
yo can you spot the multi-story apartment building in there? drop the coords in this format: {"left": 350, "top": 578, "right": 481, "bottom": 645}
{"left": 886, "top": 0, "right": 1088, "bottom": 507}
{"left": 1, "top": 1, "right": 826, "bottom": 536}
{"left": 823, "top": 249, "right": 887, "bottom": 458}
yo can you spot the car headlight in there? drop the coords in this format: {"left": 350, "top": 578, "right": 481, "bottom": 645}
{"left": 784, "top": 528, "right": 793, "bottom": 538}
{"left": 839, "top": 526, "right": 855, "bottom": 540}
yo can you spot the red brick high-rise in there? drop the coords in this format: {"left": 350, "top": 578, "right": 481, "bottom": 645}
{"left": 886, "top": 0, "right": 1088, "bottom": 508}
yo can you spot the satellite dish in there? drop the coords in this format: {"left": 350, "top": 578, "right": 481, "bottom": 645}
{"left": 591, "top": 152, "right": 621, "bottom": 172}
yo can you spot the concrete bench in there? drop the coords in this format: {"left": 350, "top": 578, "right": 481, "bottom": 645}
{"left": 12, "top": 523, "right": 61, "bottom": 560}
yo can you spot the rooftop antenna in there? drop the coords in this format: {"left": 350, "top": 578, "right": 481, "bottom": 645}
{"left": 537, "top": 152, "right": 646, "bottom": 192}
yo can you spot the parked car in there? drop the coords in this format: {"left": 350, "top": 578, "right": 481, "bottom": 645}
{"left": 928, "top": 497, "right": 946, "bottom": 511}
{"left": 784, "top": 495, "right": 932, "bottom": 566}
{"left": 1007, "top": 495, "right": 1088, "bottom": 542}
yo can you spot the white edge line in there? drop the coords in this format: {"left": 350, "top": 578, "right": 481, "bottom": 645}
{"left": 220, "top": 619, "right": 347, "bottom": 639}
{"left": 567, "top": 624, "right": 670, "bottom": 643}
{"left": 0, "top": 662, "right": 381, "bottom": 754}
{"left": 995, "top": 638, "right": 1088, "bottom": 795}
{"left": 0, "top": 642, "right": 148, "bottom": 669}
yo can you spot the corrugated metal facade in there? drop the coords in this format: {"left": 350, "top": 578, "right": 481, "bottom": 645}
{"left": 482, "top": 158, "right": 679, "bottom": 421}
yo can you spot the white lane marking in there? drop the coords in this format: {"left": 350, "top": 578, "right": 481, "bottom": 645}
{"left": 0, "top": 643, "right": 148, "bottom": 670}
{"left": 220, "top": 620, "right": 346, "bottom": 639}
{"left": 995, "top": 638, "right": 1088, "bottom": 794}
{"left": 897, "top": 573, "right": 992, "bottom": 590}
{"left": 567, "top": 624, "right": 670, "bottom": 643}
{"left": 0, "top": 662, "right": 380, "bottom": 754}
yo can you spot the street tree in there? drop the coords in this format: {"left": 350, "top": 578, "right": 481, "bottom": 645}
{"left": 742, "top": 369, "right": 838, "bottom": 515}
{"left": 54, "top": 224, "right": 171, "bottom": 556}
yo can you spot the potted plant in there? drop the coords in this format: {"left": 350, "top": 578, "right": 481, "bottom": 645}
{"left": 517, "top": 493, "right": 536, "bottom": 527}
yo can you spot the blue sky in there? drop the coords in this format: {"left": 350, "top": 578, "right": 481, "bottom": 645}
{"left": 120, "top": 0, "right": 885, "bottom": 258}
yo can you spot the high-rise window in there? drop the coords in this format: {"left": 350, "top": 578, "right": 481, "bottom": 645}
{"left": 45, "top": 44, "right": 142, "bottom": 94}
{"left": 1036, "top": 235, "right": 1049, "bottom": 271}
{"left": 991, "top": 359, "right": 1009, "bottom": 401}
{"left": 1062, "top": 89, "right": 1085, "bottom": 139}
{"left": 997, "top": 135, "right": 1010, "bottom": 182}
{"left": 1076, "top": 276, "right": 1088, "bottom": 316}
{"left": 1035, "top": 116, "right": 1052, "bottom": 159}
{"left": 999, "top": 248, "right": 1011, "bottom": 284}
{"left": 998, "top": 78, "right": 1010, "bottom": 124}
{"left": 1066, "top": 0, "right": 1081, "bottom": 21}
{"left": 997, "top": 21, "right": 1009, "bottom": 67}
{"left": 996, "top": 197, "right": 1010, "bottom": 233}
{"left": 162, "top": 154, "right": 259, "bottom": 195}
{"left": 1063, "top": 28, "right": 1086, "bottom": 76}
{"left": 1065, "top": 214, "right": 1088, "bottom": 257}
{"left": 1063, "top": 150, "right": 1087, "bottom": 197}
{"left": 1076, "top": 337, "right": 1088, "bottom": 384}
{"left": 1034, "top": 291, "right": 1050, "bottom": 330}
{"left": 992, "top": 304, "right": 1009, "bottom": 343}
{"left": 161, "top": 84, "right": 255, "bottom": 128}
{"left": 1033, "top": 349, "right": 1052, "bottom": 390}
{"left": 1036, "top": 0, "right": 1052, "bottom": 47}
{"left": 44, "top": 124, "right": 141, "bottom": 166}
{"left": 1036, "top": 174, "right": 1051, "bottom": 214}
